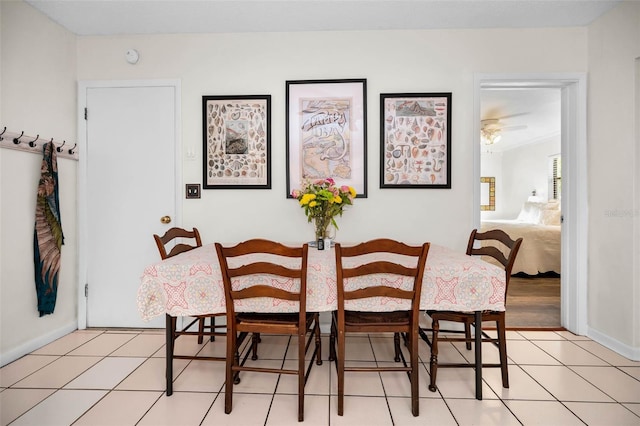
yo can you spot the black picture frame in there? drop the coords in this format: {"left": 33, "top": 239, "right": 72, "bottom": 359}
{"left": 202, "top": 95, "right": 271, "bottom": 189}
{"left": 380, "top": 92, "right": 452, "bottom": 188}
{"left": 286, "top": 79, "right": 367, "bottom": 198}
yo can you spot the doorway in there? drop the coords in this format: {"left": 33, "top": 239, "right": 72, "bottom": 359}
{"left": 480, "top": 87, "right": 562, "bottom": 329}
{"left": 474, "top": 73, "right": 588, "bottom": 336}
{"left": 77, "top": 80, "right": 182, "bottom": 329}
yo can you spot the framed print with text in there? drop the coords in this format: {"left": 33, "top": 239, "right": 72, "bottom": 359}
{"left": 380, "top": 92, "right": 451, "bottom": 188}
{"left": 202, "top": 95, "right": 271, "bottom": 189}
{"left": 286, "top": 79, "right": 367, "bottom": 198}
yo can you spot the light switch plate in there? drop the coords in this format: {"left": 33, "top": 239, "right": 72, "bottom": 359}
{"left": 186, "top": 184, "right": 201, "bottom": 199}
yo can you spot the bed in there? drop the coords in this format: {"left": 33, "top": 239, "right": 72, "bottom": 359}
{"left": 481, "top": 200, "right": 561, "bottom": 275}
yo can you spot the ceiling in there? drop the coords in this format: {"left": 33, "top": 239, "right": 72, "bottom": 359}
{"left": 481, "top": 88, "right": 561, "bottom": 152}
{"left": 26, "top": 0, "right": 620, "bottom": 36}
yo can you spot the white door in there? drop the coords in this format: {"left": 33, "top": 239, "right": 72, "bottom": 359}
{"left": 81, "top": 82, "right": 179, "bottom": 328}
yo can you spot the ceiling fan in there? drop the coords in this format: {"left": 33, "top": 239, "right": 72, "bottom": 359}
{"left": 480, "top": 116, "right": 528, "bottom": 145}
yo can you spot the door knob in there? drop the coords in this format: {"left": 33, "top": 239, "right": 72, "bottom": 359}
{"left": 160, "top": 215, "right": 172, "bottom": 224}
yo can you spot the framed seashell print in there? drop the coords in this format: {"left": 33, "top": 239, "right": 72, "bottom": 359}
{"left": 202, "top": 95, "right": 271, "bottom": 189}
{"left": 380, "top": 92, "right": 452, "bottom": 188}
{"left": 285, "top": 79, "right": 368, "bottom": 198}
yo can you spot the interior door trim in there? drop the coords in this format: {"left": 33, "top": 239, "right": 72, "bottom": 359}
{"left": 76, "top": 79, "right": 182, "bottom": 329}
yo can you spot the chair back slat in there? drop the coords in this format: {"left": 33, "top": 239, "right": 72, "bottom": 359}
{"left": 153, "top": 227, "right": 202, "bottom": 260}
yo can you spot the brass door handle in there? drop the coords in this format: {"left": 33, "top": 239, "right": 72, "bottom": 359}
{"left": 160, "top": 215, "right": 172, "bottom": 224}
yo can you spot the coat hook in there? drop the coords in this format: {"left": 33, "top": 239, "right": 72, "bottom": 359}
{"left": 29, "top": 134, "right": 40, "bottom": 147}
{"left": 0, "top": 127, "right": 6, "bottom": 141}
{"left": 56, "top": 140, "right": 66, "bottom": 152}
{"left": 68, "top": 143, "right": 77, "bottom": 155}
{"left": 13, "top": 131, "right": 24, "bottom": 145}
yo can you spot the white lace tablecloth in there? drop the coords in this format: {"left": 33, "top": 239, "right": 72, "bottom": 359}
{"left": 137, "top": 243, "right": 506, "bottom": 321}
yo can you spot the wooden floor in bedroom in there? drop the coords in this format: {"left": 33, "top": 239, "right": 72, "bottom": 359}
{"left": 505, "top": 273, "right": 562, "bottom": 330}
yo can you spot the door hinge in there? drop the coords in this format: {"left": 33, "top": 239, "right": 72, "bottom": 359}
{"left": 84, "top": 108, "right": 88, "bottom": 120}
{"left": 84, "top": 283, "right": 88, "bottom": 298}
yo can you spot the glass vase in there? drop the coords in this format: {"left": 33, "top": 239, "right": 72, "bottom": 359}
{"left": 314, "top": 216, "right": 331, "bottom": 241}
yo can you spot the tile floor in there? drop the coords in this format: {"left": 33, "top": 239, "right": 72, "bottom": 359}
{"left": 1, "top": 326, "right": 639, "bottom": 425}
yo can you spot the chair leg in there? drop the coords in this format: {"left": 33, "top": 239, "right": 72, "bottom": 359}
{"left": 298, "top": 331, "right": 305, "bottom": 422}
{"left": 165, "top": 314, "right": 175, "bottom": 396}
{"left": 497, "top": 316, "right": 509, "bottom": 388}
{"left": 210, "top": 316, "right": 216, "bottom": 342}
{"left": 251, "top": 333, "right": 259, "bottom": 360}
{"left": 225, "top": 329, "right": 237, "bottom": 414}
{"left": 394, "top": 332, "right": 401, "bottom": 362}
{"left": 329, "top": 315, "right": 337, "bottom": 362}
{"left": 410, "top": 329, "right": 419, "bottom": 416}
{"left": 197, "top": 317, "right": 205, "bottom": 344}
{"left": 464, "top": 320, "right": 472, "bottom": 350}
{"left": 428, "top": 318, "right": 440, "bottom": 392}
{"left": 314, "top": 314, "right": 323, "bottom": 365}
{"left": 337, "top": 327, "right": 346, "bottom": 416}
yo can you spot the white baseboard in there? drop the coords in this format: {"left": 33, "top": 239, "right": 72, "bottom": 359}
{"left": 587, "top": 326, "right": 640, "bottom": 361}
{"left": 0, "top": 322, "right": 78, "bottom": 367}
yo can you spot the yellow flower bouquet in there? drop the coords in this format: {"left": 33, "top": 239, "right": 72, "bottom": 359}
{"left": 291, "top": 178, "right": 356, "bottom": 240}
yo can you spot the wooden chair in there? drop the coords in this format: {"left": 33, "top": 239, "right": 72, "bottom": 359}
{"left": 153, "top": 227, "right": 226, "bottom": 396}
{"left": 215, "top": 239, "right": 322, "bottom": 422}
{"left": 330, "top": 239, "right": 430, "bottom": 417}
{"left": 420, "top": 229, "right": 522, "bottom": 393}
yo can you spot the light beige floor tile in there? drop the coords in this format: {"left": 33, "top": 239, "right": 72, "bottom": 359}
{"left": 521, "top": 365, "right": 614, "bottom": 402}
{"left": 172, "top": 359, "right": 226, "bottom": 392}
{"left": 64, "top": 357, "right": 146, "bottom": 389}
{"left": 419, "top": 340, "right": 470, "bottom": 365}
{"left": 369, "top": 336, "right": 405, "bottom": 362}
{"left": 565, "top": 401, "right": 640, "bottom": 425}
{"left": 278, "top": 359, "right": 330, "bottom": 395}
{"left": 245, "top": 335, "right": 291, "bottom": 360}
{"left": 533, "top": 340, "right": 609, "bottom": 365}
{"left": 429, "top": 367, "right": 498, "bottom": 399}
{"left": 68, "top": 333, "right": 136, "bottom": 356}
{"left": 623, "top": 403, "right": 640, "bottom": 417}
{"left": 284, "top": 334, "right": 328, "bottom": 362}
{"left": 484, "top": 364, "right": 555, "bottom": 400}
{"left": 378, "top": 362, "right": 438, "bottom": 398}
{"left": 555, "top": 330, "right": 591, "bottom": 340}
{"left": 342, "top": 335, "right": 375, "bottom": 361}
{"left": 574, "top": 340, "right": 640, "bottom": 367}
{"left": 621, "top": 367, "right": 640, "bottom": 381}
{"left": 387, "top": 397, "right": 457, "bottom": 424}
{"left": 232, "top": 359, "right": 282, "bottom": 394}
{"left": 505, "top": 340, "right": 563, "bottom": 365}
{"left": 110, "top": 333, "right": 166, "bottom": 357}
{"left": 142, "top": 328, "right": 165, "bottom": 334}
{"left": 0, "top": 355, "right": 59, "bottom": 387}
{"left": 504, "top": 400, "right": 584, "bottom": 425}
{"left": 31, "top": 330, "right": 103, "bottom": 355}
{"left": 454, "top": 340, "right": 503, "bottom": 364}
{"left": 12, "top": 356, "right": 101, "bottom": 389}
{"left": 73, "top": 390, "right": 162, "bottom": 426}
{"left": 329, "top": 395, "right": 393, "bottom": 425}
{"left": 571, "top": 366, "right": 640, "bottom": 403}
{"left": 202, "top": 392, "right": 271, "bottom": 425}
{"left": 0, "top": 388, "right": 55, "bottom": 425}
{"left": 137, "top": 391, "right": 215, "bottom": 426}
{"left": 446, "top": 398, "right": 521, "bottom": 425}
{"left": 518, "top": 330, "right": 566, "bottom": 340}
{"left": 10, "top": 389, "right": 107, "bottom": 426}
{"left": 266, "top": 394, "right": 329, "bottom": 425}
{"left": 116, "top": 357, "right": 190, "bottom": 391}
{"left": 329, "top": 361, "right": 385, "bottom": 396}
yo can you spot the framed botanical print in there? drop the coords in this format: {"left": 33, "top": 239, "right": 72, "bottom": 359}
{"left": 380, "top": 92, "right": 451, "bottom": 188}
{"left": 202, "top": 95, "right": 271, "bottom": 189}
{"left": 286, "top": 79, "right": 367, "bottom": 198}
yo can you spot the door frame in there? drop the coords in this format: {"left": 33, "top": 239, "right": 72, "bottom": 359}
{"left": 473, "top": 73, "right": 588, "bottom": 335}
{"left": 76, "top": 79, "right": 182, "bottom": 329}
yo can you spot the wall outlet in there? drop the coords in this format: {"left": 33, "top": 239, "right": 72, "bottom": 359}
{"left": 186, "top": 184, "right": 201, "bottom": 199}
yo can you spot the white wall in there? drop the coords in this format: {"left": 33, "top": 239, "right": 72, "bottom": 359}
{"left": 481, "top": 137, "right": 560, "bottom": 220}
{"left": 587, "top": 1, "right": 640, "bottom": 355}
{"left": 0, "top": 1, "right": 78, "bottom": 365}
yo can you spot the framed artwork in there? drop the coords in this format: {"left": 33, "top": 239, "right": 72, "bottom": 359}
{"left": 380, "top": 92, "right": 452, "bottom": 188}
{"left": 480, "top": 177, "right": 496, "bottom": 211}
{"left": 286, "top": 79, "right": 367, "bottom": 198}
{"left": 202, "top": 95, "right": 271, "bottom": 189}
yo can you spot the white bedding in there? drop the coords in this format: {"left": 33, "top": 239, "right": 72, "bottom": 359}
{"left": 481, "top": 220, "right": 561, "bottom": 275}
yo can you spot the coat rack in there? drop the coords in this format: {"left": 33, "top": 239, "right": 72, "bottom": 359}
{"left": 0, "top": 127, "right": 78, "bottom": 161}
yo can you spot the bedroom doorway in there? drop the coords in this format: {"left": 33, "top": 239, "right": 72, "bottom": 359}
{"left": 480, "top": 87, "right": 562, "bottom": 329}
{"left": 474, "top": 73, "right": 588, "bottom": 336}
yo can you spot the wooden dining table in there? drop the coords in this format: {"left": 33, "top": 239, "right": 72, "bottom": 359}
{"left": 137, "top": 242, "right": 506, "bottom": 399}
